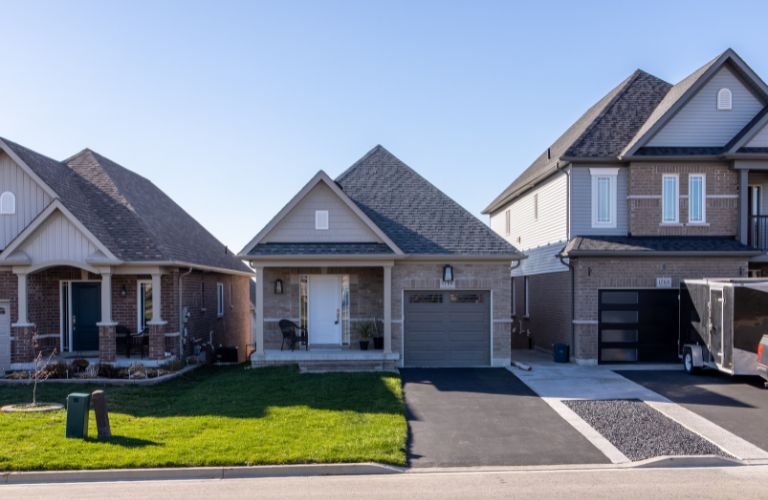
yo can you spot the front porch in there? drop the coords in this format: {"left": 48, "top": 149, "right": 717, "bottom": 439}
{"left": 8, "top": 265, "right": 178, "bottom": 368}
{"left": 251, "top": 263, "right": 395, "bottom": 369}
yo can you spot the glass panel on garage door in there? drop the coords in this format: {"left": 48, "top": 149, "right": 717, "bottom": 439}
{"left": 598, "top": 289, "right": 679, "bottom": 363}
{"left": 404, "top": 290, "right": 490, "bottom": 367}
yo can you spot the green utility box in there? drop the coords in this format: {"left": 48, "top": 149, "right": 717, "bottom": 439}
{"left": 65, "top": 392, "right": 91, "bottom": 439}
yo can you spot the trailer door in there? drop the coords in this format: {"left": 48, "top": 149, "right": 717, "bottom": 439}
{"left": 710, "top": 289, "right": 725, "bottom": 368}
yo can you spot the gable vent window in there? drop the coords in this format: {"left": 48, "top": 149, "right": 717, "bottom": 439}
{"left": 533, "top": 193, "right": 539, "bottom": 220}
{"left": 315, "top": 210, "right": 329, "bottom": 230}
{"left": 0, "top": 192, "right": 15, "bottom": 215}
{"left": 504, "top": 209, "right": 511, "bottom": 236}
{"left": 717, "top": 88, "right": 732, "bottom": 111}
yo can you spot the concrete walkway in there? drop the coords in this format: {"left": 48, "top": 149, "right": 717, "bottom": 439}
{"left": 509, "top": 350, "right": 768, "bottom": 465}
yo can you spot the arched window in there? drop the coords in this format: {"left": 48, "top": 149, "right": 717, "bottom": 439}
{"left": 717, "top": 88, "right": 733, "bottom": 110}
{"left": 0, "top": 192, "right": 15, "bottom": 215}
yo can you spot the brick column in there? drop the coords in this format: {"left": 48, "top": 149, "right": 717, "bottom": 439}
{"left": 11, "top": 325, "right": 36, "bottom": 363}
{"left": 148, "top": 323, "right": 167, "bottom": 359}
{"left": 98, "top": 324, "right": 117, "bottom": 362}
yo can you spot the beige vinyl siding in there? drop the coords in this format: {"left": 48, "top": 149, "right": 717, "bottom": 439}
{"left": 263, "top": 183, "right": 381, "bottom": 243}
{"left": 648, "top": 66, "right": 764, "bottom": 147}
{"left": 0, "top": 152, "right": 52, "bottom": 249}
{"left": 746, "top": 123, "right": 768, "bottom": 148}
{"left": 490, "top": 171, "right": 567, "bottom": 251}
{"left": 570, "top": 165, "right": 628, "bottom": 236}
{"left": 19, "top": 210, "right": 99, "bottom": 263}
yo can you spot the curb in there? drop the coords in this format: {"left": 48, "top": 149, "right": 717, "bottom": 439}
{"left": 0, "top": 463, "right": 404, "bottom": 485}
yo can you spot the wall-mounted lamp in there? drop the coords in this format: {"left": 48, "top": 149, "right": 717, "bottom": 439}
{"left": 442, "top": 264, "right": 454, "bottom": 283}
{"left": 120, "top": 285, "right": 127, "bottom": 298}
{"left": 274, "top": 279, "right": 284, "bottom": 295}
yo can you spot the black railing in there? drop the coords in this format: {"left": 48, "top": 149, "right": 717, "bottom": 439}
{"left": 750, "top": 215, "right": 768, "bottom": 251}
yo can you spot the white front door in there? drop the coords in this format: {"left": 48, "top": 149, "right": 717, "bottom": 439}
{"left": 308, "top": 275, "right": 342, "bottom": 345}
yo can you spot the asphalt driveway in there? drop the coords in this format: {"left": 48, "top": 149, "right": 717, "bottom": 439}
{"left": 619, "top": 370, "right": 768, "bottom": 452}
{"left": 401, "top": 368, "right": 608, "bottom": 467}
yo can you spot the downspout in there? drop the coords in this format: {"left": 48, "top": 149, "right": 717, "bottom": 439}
{"left": 559, "top": 254, "right": 575, "bottom": 355}
{"left": 179, "top": 267, "right": 193, "bottom": 359}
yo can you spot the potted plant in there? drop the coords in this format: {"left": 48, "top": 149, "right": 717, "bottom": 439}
{"left": 358, "top": 321, "right": 372, "bottom": 351}
{"left": 372, "top": 319, "right": 384, "bottom": 350}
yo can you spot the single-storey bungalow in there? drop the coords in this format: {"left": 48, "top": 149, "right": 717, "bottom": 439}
{"left": 240, "top": 146, "right": 522, "bottom": 369}
{"left": 0, "top": 138, "right": 252, "bottom": 371}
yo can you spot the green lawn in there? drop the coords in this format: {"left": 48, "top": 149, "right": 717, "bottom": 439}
{"left": 0, "top": 365, "right": 407, "bottom": 470}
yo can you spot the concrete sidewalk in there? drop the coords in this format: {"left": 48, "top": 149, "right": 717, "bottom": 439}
{"left": 509, "top": 350, "right": 768, "bottom": 465}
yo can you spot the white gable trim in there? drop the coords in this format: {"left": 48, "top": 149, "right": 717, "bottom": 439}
{"left": 0, "top": 139, "right": 59, "bottom": 200}
{"left": 624, "top": 50, "right": 768, "bottom": 157}
{"left": 239, "top": 170, "right": 403, "bottom": 256}
{"left": 728, "top": 112, "right": 768, "bottom": 152}
{"left": 0, "top": 199, "right": 120, "bottom": 264}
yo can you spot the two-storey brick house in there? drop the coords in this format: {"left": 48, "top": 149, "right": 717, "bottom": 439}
{"left": 485, "top": 49, "right": 767, "bottom": 365}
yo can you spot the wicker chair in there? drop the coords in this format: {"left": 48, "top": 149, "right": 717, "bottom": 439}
{"left": 278, "top": 320, "right": 308, "bottom": 351}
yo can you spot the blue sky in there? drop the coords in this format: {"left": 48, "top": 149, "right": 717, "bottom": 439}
{"left": 2, "top": 0, "right": 767, "bottom": 250}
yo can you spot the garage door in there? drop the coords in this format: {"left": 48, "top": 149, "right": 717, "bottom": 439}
{"left": 404, "top": 290, "right": 490, "bottom": 367}
{"left": 598, "top": 289, "right": 679, "bottom": 363}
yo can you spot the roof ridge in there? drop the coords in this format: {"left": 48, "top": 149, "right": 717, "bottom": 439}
{"left": 335, "top": 144, "right": 388, "bottom": 183}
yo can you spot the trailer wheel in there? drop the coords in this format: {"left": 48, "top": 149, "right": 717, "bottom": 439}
{"left": 683, "top": 348, "right": 699, "bottom": 374}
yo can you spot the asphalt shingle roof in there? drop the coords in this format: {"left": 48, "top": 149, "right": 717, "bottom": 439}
{"left": 336, "top": 146, "right": 521, "bottom": 257}
{"left": 484, "top": 70, "right": 671, "bottom": 214}
{"left": 1, "top": 138, "right": 249, "bottom": 273}
{"left": 561, "top": 236, "right": 760, "bottom": 256}
{"left": 248, "top": 242, "right": 393, "bottom": 255}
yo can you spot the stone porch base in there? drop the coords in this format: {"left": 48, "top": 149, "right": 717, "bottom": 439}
{"left": 251, "top": 349, "right": 400, "bottom": 372}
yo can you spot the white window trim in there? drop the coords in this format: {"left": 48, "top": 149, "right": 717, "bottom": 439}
{"left": 688, "top": 174, "right": 706, "bottom": 224}
{"left": 505, "top": 209, "right": 511, "bottom": 236}
{"left": 662, "top": 174, "right": 680, "bottom": 224}
{"left": 217, "top": 282, "right": 225, "bottom": 317}
{"left": 533, "top": 193, "right": 539, "bottom": 221}
{"left": 314, "top": 210, "right": 329, "bottom": 230}
{"left": 137, "top": 279, "right": 152, "bottom": 333}
{"left": 523, "top": 277, "right": 530, "bottom": 317}
{"left": 590, "top": 168, "right": 619, "bottom": 229}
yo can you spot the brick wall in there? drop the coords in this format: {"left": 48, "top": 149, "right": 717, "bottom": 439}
{"left": 628, "top": 162, "right": 738, "bottom": 236}
{"left": 571, "top": 256, "right": 747, "bottom": 362}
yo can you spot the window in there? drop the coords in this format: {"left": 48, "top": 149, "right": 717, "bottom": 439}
{"left": 717, "top": 88, "right": 732, "bottom": 110}
{"left": 449, "top": 293, "right": 483, "bottom": 304}
{"left": 0, "top": 192, "right": 15, "bottom": 215}
{"left": 217, "top": 282, "right": 225, "bottom": 317}
{"left": 533, "top": 193, "right": 539, "bottom": 220}
{"left": 523, "top": 277, "right": 529, "bottom": 317}
{"left": 409, "top": 293, "right": 443, "bottom": 304}
{"left": 662, "top": 174, "right": 679, "bottom": 223}
{"left": 590, "top": 168, "right": 618, "bottom": 228}
{"left": 688, "top": 174, "right": 706, "bottom": 224}
{"left": 315, "top": 210, "right": 329, "bottom": 230}
{"left": 137, "top": 280, "right": 153, "bottom": 332}
{"left": 505, "top": 209, "right": 511, "bottom": 236}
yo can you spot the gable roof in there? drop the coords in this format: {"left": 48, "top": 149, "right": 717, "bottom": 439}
{"left": 336, "top": 146, "right": 521, "bottom": 257}
{"left": 239, "top": 170, "right": 403, "bottom": 257}
{"left": 483, "top": 70, "right": 671, "bottom": 214}
{"left": 0, "top": 138, "right": 250, "bottom": 274}
{"left": 623, "top": 49, "right": 768, "bottom": 157}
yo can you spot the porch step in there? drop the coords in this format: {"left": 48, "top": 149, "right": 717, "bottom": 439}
{"left": 251, "top": 358, "right": 398, "bottom": 373}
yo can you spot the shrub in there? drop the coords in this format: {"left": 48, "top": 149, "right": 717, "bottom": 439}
{"left": 97, "top": 363, "right": 121, "bottom": 378}
{"left": 70, "top": 359, "right": 90, "bottom": 373}
{"left": 41, "top": 362, "right": 69, "bottom": 379}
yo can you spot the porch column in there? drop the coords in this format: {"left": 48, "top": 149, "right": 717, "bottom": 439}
{"left": 383, "top": 265, "right": 392, "bottom": 354}
{"left": 147, "top": 272, "right": 168, "bottom": 359}
{"left": 11, "top": 270, "right": 35, "bottom": 363}
{"left": 739, "top": 169, "right": 749, "bottom": 245}
{"left": 97, "top": 269, "right": 118, "bottom": 362}
{"left": 254, "top": 266, "right": 265, "bottom": 355}
{"left": 13, "top": 270, "right": 31, "bottom": 327}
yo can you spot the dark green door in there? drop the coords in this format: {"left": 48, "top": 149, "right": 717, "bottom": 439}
{"left": 72, "top": 283, "right": 101, "bottom": 351}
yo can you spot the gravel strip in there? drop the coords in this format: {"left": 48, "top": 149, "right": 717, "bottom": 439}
{"left": 563, "top": 399, "right": 730, "bottom": 461}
